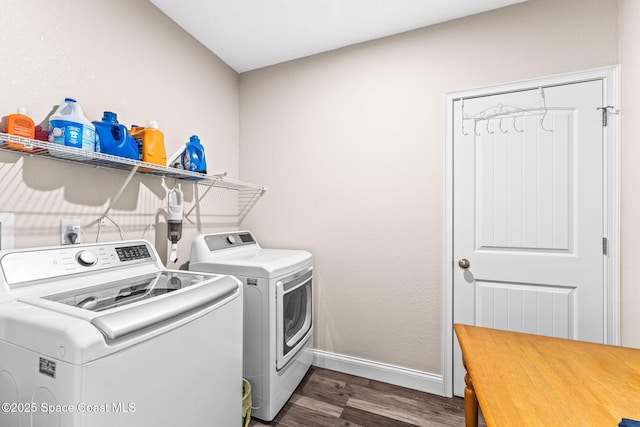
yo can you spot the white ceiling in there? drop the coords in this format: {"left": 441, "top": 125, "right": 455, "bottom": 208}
{"left": 149, "top": 0, "right": 528, "bottom": 73}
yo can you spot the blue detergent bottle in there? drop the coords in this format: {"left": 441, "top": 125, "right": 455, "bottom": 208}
{"left": 182, "top": 135, "right": 207, "bottom": 174}
{"left": 93, "top": 111, "right": 139, "bottom": 160}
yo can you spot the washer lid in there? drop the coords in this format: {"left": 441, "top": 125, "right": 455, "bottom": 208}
{"left": 40, "top": 271, "right": 215, "bottom": 313}
{"left": 190, "top": 248, "right": 312, "bottom": 278}
{"left": 2, "top": 273, "right": 241, "bottom": 364}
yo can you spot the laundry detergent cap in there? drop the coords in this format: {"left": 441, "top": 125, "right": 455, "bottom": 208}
{"left": 102, "top": 111, "right": 118, "bottom": 122}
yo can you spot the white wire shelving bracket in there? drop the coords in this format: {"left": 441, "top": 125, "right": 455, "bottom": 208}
{"left": 0, "top": 132, "right": 267, "bottom": 223}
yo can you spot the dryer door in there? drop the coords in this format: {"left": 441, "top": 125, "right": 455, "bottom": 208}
{"left": 276, "top": 267, "right": 312, "bottom": 370}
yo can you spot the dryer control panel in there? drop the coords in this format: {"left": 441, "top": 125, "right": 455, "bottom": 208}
{"left": 204, "top": 232, "right": 257, "bottom": 252}
{"left": 0, "top": 241, "right": 157, "bottom": 287}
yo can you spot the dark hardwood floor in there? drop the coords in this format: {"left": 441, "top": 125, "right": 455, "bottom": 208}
{"left": 248, "top": 367, "right": 486, "bottom": 427}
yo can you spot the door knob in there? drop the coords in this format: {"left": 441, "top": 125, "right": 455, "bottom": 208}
{"left": 458, "top": 259, "right": 470, "bottom": 269}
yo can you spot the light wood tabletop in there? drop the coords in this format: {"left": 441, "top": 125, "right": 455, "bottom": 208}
{"left": 454, "top": 324, "right": 640, "bottom": 427}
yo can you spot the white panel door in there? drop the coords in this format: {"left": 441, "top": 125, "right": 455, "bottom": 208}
{"left": 452, "top": 81, "right": 604, "bottom": 396}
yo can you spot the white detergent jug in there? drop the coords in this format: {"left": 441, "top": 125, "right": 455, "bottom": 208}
{"left": 49, "top": 98, "right": 96, "bottom": 153}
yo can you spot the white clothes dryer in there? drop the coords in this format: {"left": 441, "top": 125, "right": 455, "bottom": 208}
{"left": 189, "top": 231, "right": 313, "bottom": 422}
{"left": 0, "top": 240, "right": 243, "bottom": 427}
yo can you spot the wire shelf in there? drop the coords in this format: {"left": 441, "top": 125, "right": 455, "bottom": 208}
{"left": 0, "top": 132, "right": 267, "bottom": 193}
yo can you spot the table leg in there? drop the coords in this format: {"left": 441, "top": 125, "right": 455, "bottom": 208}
{"left": 464, "top": 372, "right": 479, "bottom": 427}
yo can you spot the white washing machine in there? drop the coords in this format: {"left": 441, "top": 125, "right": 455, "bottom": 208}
{"left": 189, "top": 231, "right": 313, "bottom": 422}
{"left": 0, "top": 240, "right": 243, "bottom": 427}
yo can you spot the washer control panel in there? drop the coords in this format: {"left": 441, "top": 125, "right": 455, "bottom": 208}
{"left": 0, "top": 241, "right": 157, "bottom": 286}
{"left": 204, "top": 232, "right": 257, "bottom": 252}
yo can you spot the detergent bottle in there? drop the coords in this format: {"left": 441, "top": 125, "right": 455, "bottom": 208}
{"left": 130, "top": 120, "right": 167, "bottom": 165}
{"left": 93, "top": 111, "right": 139, "bottom": 160}
{"left": 182, "top": 135, "right": 207, "bottom": 174}
{"left": 5, "top": 107, "right": 35, "bottom": 152}
{"left": 130, "top": 124, "right": 144, "bottom": 160}
{"left": 49, "top": 98, "right": 96, "bottom": 152}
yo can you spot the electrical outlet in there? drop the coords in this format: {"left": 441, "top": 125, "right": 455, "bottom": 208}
{"left": 61, "top": 219, "right": 81, "bottom": 245}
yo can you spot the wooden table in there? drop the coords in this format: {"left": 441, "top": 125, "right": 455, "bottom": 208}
{"left": 454, "top": 324, "right": 640, "bottom": 427}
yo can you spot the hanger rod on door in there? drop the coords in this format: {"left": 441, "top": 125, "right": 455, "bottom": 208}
{"left": 463, "top": 104, "right": 572, "bottom": 122}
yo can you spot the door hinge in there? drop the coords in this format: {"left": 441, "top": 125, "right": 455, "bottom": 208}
{"left": 603, "top": 237, "right": 608, "bottom": 256}
{"left": 597, "top": 106, "right": 615, "bottom": 127}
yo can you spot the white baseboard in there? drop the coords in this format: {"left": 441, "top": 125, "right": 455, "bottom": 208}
{"left": 310, "top": 349, "right": 444, "bottom": 396}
